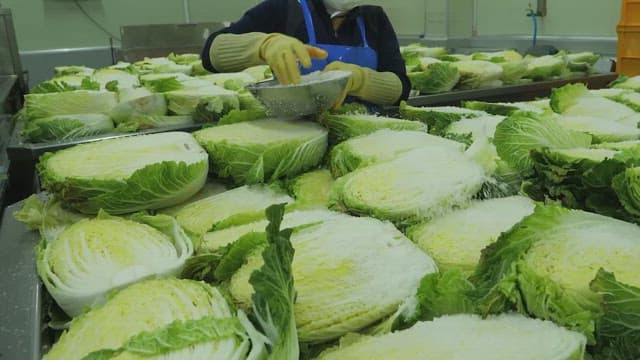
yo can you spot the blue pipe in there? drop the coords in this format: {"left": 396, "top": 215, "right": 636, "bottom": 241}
{"left": 532, "top": 13, "right": 538, "bottom": 47}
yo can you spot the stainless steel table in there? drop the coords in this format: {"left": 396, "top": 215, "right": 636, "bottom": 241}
{"left": 0, "top": 201, "right": 43, "bottom": 360}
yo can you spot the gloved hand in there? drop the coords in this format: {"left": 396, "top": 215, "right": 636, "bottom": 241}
{"left": 324, "top": 61, "right": 404, "bottom": 108}
{"left": 259, "top": 33, "right": 328, "bottom": 85}
{"left": 324, "top": 61, "right": 369, "bottom": 109}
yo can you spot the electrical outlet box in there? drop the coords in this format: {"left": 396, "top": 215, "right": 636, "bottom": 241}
{"left": 537, "top": 0, "right": 547, "bottom": 17}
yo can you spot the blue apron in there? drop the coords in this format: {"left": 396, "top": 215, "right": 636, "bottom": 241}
{"left": 298, "top": 0, "right": 378, "bottom": 74}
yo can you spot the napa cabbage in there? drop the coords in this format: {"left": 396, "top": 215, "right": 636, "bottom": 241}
{"left": 38, "top": 132, "right": 209, "bottom": 214}
{"left": 472, "top": 204, "right": 640, "bottom": 343}
{"left": 194, "top": 119, "right": 328, "bottom": 184}
{"left": 24, "top": 90, "right": 117, "bottom": 120}
{"left": 407, "top": 196, "right": 535, "bottom": 274}
{"left": 22, "top": 113, "right": 114, "bottom": 143}
{"left": 286, "top": 169, "right": 335, "bottom": 206}
{"left": 228, "top": 215, "right": 438, "bottom": 342}
{"left": 316, "top": 314, "right": 586, "bottom": 360}
{"left": 37, "top": 213, "right": 193, "bottom": 317}
{"left": 329, "top": 146, "right": 486, "bottom": 226}
{"left": 43, "top": 278, "right": 259, "bottom": 360}
{"left": 320, "top": 113, "right": 428, "bottom": 144}
{"left": 450, "top": 60, "right": 504, "bottom": 89}
{"left": 329, "top": 129, "right": 464, "bottom": 177}
{"left": 174, "top": 184, "right": 293, "bottom": 235}
{"left": 399, "top": 102, "right": 487, "bottom": 135}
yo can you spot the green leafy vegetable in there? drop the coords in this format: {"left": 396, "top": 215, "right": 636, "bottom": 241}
{"left": 38, "top": 132, "right": 209, "bottom": 214}
{"left": 194, "top": 118, "right": 328, "bottom": 184}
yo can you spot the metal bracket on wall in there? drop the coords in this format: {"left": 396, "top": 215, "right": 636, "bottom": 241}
{"left": 537, "top": 0, "right": 547, "bottom": 17}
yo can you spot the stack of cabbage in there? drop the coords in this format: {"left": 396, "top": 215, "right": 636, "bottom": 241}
{"left": 401, "top": 43, "right": 601, "bottom": 95}
{"left": 20, "top": 53, "right": 272, "bottom": 144}
{"left": 13, "top": 75, "right": 640, "bottom": 359}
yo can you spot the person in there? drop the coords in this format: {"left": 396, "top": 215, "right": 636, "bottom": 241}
{"left": 201, "top": 0, "right": 410, "bottom": 108}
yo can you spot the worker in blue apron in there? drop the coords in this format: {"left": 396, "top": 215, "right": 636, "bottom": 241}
{"left": 201, "top": 0, "right": 411, "bottom": 108}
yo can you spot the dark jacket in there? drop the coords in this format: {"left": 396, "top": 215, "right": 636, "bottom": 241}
{"left": 201, "top": 0, "right": 410, "bottom": 103}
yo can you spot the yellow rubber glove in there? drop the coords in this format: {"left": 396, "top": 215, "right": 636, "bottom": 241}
{"left": 324, "top": 61, "right": 368, "bottom": 109}
{"left": 324, "top": 61, "right": 403, "bottom": 108}
{"left": 259, "top": 33, "right": 328, "bottom": 85}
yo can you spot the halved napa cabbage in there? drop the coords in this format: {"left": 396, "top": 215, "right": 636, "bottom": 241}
{"left": 199, "top": 207, "right": 345, "bottom": 252}
{"left": 329, "top": 129, "right": 464, "bottom": 177}
{"left": 133, "top": 57, "right": 192, "bottom": 75}
{"left": 37, "top": 213, "right": 193, "bottom": 317}
{"left": 523, "top": 54, "right": 568, "bottom": 80}
{"left": 407, "top": 196, "right": 535, "bottom": 274}
{"left": 174, "top": 185, "right": 293, "bottom": 235}
{"left": 320, "top": 113, "right": 428, "bottom": 144}
{"left": 473, "top": 204, "right": 640, "bottom": 342}
{"left": 199, "top": 73, "right": 258, "bottom": 89}
{"left": 159, "top": 180, "right": 228, "bottom": 217}
{"left": 611, "top": 74, "right": 640, "bottom": 90}
{"left": 22, "top": 113, "right": 114, "bottom": 143}
{"left": 110, "top": 87, "right": 168, "bottom": 124}
{"left": 556, "top": 115, "right": 640, "bottom": 143}
{"left": 329, "top": 146, "right": 486, "bottom": 226}
{"left": 24, "top": 90, "right": 117, "bottom": 119}
{"left": 43, "top": 278, "right": 256, "bottom": 360}
{"left": 229, "top": 215, "right": 438, "bottom": 342}
{"left": 450, "top": 60, "right": 503, "bottom": 89}
{"left": 316, "top": 314, "right": 586, "bottom": 360}
{"left": 399, "top": 102, "right": 487, "bottom": 135}
{"left": 445, "top": 115, "right": 505, "bottom": 141}
{"left": 407, "top": 62, "right": 460, "bottom": 94}
{"left": 92, "top": 68, "right": 139, "bottom": 89}
{"left": 613, "top": 166, "right": 640, "bottom": 218}
{"left": 463, "top": 100, "right": 546, "bottom": 116}
{"left": 54, "top": 65, "right": 95, "bottom": 77}
{"left": 551, "top": 83, "right": 640, "bottom": 126}
{"left": 38, "top": 132, "right": 208, "bottom": 214}
{"left": 493, "top": 111, "right": 592, "bottom": 172}
{"left": 166, "top": 85, "right": 240, "bottom": 122}
{"left": 194, "top": 119, "right": 328, "bottom": 184}
{"left": 287, "top": 169, "right": 335, "bottom": 206}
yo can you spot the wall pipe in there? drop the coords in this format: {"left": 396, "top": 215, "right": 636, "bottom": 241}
{"left": 183, "top": 0, "right": 191, "bottom": 23}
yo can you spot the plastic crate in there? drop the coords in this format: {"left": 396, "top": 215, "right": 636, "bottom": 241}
{"left": 620, "top": 0, "right": 640, "bottom": 26}
{"left": 617, "top": 24, "right": 640, "bottom": 76}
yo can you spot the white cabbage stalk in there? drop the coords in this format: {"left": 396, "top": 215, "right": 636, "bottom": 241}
{"left": 37, "top": 214, "right": 193, "bottom": 317}
{"left": 175, "top": 185, "right": 293, "bottom": 235}
{"left": 330, "top": 146, "right": 486, "bottom": 226}
{"left": 229, "top": 215, "right": 438, "bottom": 342}
{"left": 43, "top": 278, "right": 254, "bottom": 360}
{"left": 317, "top": 314, "right": 587, "bottom": 360}
{"left": 407, "top": 196, "right": 535, "bottom": 273}
{"left": 38, "top": 132, "right": 209, "bottom": 214}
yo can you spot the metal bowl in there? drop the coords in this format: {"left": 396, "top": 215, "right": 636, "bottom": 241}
{"left": 246, "top": 70, "right": 351, "bottom": 118}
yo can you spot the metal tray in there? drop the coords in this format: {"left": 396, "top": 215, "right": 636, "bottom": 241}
{"left": 0, "top": 201, "right": 43, "bottom": 360}
{"left": 406, "top": 73, "right": 619, "bottom": 107}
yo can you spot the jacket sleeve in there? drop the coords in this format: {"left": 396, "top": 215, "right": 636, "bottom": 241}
{"left": 373, "top": 9, "right": 411, "bottom": 103}
{"left": 201, "top": 0, "right": 286, "bottom": 73}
